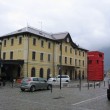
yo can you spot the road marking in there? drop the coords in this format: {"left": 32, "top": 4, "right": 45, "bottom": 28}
{"left": 72, "top": 94, "right": 106, "bottom": 106}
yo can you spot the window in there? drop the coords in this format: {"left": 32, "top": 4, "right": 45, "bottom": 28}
{"left": 39, "top": 68, "right": 43, "bottom": 78}
{"left": 31, "top": 67, "right": 36, "bottom": 77}
{"left": 33, "top": 78, "right": 38, "bottom": 81}
{"left": 60, "top": 44, "right": 62, "bottom": 51}
{"left": 48, "top": 54, "right": 51, "bottom": 62}
{"left": 10, "top": 51, "right": 13, "bottom": 59}
{"left": 59, "top": 56, "right": 61, "bottom": 63}
{"left": 48, "top": 42, "right": 51, "bottom": 49}
{"left": 79, "top": 60, "right": 81, "bottom": 66}
{"left": 99, "top": 54, "right": 102, "bottom": 57}
{"left": 4, "top": 40, "right": 6, "bottom": 46}
{"left": 40, "top": 53, "right": 44, "bottom": 61}
{"left": 75, "top": 49, "right": 77, "bottom": 55}
{"left": 65, "top": 46, "right": 67, "bottom": 52}
{"left": 65, "top": 57, "right": 67, "bottom": 64}
{"left": 83, "top": 60, "right": 84, "bottom": 66}
{"left": 11, "top": 39, "right": 14, "bottom": 46}
{"left": 19, "top": 37, "right": 22, "bottom": 44}
{"left": 3, "top": 52, "right": 6, "bottom": 59}
{"left": 70, "top": 58, "right": 72, "bottom": 65}
{"left": 75, "top": 59, "right": 77, "bottom": 66}
{"left": 32, "top": 52, "right": 36, "bottom": 60}
{"left": 79, "top": 51, "right": 81, "bottom": 56}
{"left": 88, "top": 60, "right": 92, "bottom": 64}
{"left": 33, "top": 38, "right": 36, "bottom": 45}
{"left": 41, "top": 40, "right": 44, "bottom": 47}
{"left": 83, "top": 52, "right": 84, "bottom": 56}
{"left": 97, "top": 60, "right": 99, "bottom": 64}
{"left": 70, "top": 48, "right": 72, "bottom": 53}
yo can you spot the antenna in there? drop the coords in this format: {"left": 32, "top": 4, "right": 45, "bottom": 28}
{"left": 39, "top": 21, "right": 42, "bottom": 31}
{"left": 27, "top": 22, "right": 29, "bottom": 27}
{"left": 26, "top": 21, "right": 29, "bottom": 31}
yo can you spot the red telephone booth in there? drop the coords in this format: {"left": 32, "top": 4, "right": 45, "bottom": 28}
{"left": 87, "top": 51, "right": 104, "bottom": 81}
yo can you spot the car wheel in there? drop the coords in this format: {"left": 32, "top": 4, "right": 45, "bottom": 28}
{"left": 47, "top": 85, "right": 52, "bottom": 90}
{"left": 66, "top": 80, "right": 69, "bottom": 82}
{"left": 30, "top": 86, "right": 36, "bottom": 92}
{"left": 21, "top": 88, "right": 25, "bottom": 92}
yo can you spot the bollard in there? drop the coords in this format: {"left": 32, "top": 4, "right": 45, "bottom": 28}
{"left": 99, "top": 82, "right": 100, "bottom": 88}
{"left": 104, "top": 81, "right": 105, "bottom": 87}
{"left": 88, "top": 81, "right": 89, "bottom": 90}
{"left": 79, "top": 78, "right": 81, "bottom": 91}
{"left": 94, "top": 81, "right": 95, "bottom": 89}
{"left": 51, "top": 84, "right": 52, "bottom": 93}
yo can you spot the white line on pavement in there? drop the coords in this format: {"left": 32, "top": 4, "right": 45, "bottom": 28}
{"left": 72, "top": 94, "right": 106, "bottom": 106}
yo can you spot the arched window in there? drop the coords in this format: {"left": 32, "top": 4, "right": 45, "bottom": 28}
{"left": 39, "top": 68, "right": 43, "bottom": 78}
{"left": 31, "top": 67, "right": 36, "bottom": 77}
{"left": 47, "top": 68, "right": 50, "bottom": 80}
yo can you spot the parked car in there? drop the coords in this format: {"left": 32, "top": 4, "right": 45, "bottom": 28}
{"left": 48, "top": 75, "right": 70, "bottom": 82}
{"left": 107, "top": 79, "right": 110, "bottom": 100}
{"left": 20, "top": 77, "right": 52, "bottom": 92}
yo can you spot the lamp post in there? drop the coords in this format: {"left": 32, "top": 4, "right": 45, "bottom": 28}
{"left": 60, "top": 41, "right": 62, "bottom": 89}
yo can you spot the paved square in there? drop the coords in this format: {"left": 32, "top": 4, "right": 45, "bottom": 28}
{"left": 0, "top": 82, "right": 109, "bottom": 110}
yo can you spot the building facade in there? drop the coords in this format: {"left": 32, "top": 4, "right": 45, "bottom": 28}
{"left": 87, "top": 51, "right": 104, "bottom": 81}
{"left": 0, "top": 26, "right": 88, "bottom": 80}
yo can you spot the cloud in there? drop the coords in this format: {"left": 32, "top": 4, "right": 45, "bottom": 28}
{"left": 0, "top": 0, "right": 110, "bottom": 50}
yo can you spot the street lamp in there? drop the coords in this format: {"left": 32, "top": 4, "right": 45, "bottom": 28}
{"left": 59, "top": 41, "right": 62, "bottom": 89}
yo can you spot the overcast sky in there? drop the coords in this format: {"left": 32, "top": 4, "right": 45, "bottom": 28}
{"left": 0, "top": 0, "right": 110, "bottom": 50}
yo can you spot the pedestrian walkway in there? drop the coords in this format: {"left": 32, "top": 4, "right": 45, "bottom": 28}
{"left": 0, "top": 81, "right": 20, "bottom": 88}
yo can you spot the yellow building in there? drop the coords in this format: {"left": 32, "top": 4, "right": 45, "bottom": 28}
{"left": 0, "top": 26, "right": 88, "bottom": 80}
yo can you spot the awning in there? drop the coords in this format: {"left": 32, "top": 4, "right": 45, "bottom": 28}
{"left": 0, "top": 60, "right": 24, "bottom": 65}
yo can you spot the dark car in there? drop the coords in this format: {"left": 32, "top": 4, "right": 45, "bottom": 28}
{"left": 107, "top": 79, "right": 110, "bottom": 100}
{"left": 20, "top": 77, "right": 52, "bottom": 92}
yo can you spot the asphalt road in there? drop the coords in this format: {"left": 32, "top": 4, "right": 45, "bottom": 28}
{"left": 0, "top": 82, "right": 110, "bottom": 110}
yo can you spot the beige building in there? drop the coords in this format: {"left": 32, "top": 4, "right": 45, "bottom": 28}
{"left": 0, "top": 26, "right": 88, "bottom": 80}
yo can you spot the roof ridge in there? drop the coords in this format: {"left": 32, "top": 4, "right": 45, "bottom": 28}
{"left": 52, "top": 32, "right": 69, "bottom": 35}
{"left": 26, "top": 26, "right": 51, "bottom": 35}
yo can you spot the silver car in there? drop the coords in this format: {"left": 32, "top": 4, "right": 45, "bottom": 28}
{"left": 20, "top": 77, "right": 52, "bottom": 92}
{"left": 48, "top": 75, "right": 70, "bottom": 82}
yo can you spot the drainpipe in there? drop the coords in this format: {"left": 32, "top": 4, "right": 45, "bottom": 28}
{"left": 27, "top": 35, "right": 29, "bottom": 77}
{"left": 0, "top": 41, "right": 2, "bottom": 77}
